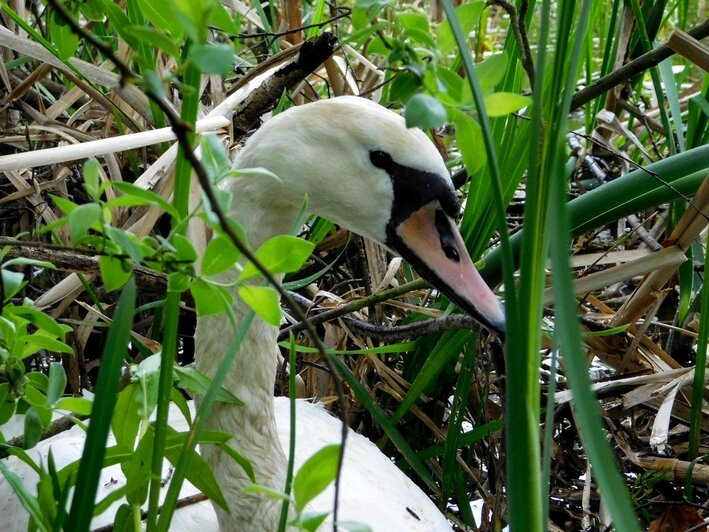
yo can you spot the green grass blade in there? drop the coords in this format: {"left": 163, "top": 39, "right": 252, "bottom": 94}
{"left": 329, "top": 356, "right": 442, "bottom": 495}
{"left": 67, "top": 278, "right": 137, "bottom": 531}
{"left": 155, "top": 308, "right": 255, "bottom": 531}
{"left": 688, "top": 230, "right": 709, "bottom": 460}
{"left": 545, "top": 0, "right": 640, "bottom": 528}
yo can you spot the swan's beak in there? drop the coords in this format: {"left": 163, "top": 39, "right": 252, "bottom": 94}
{"left": 390, "top": 201, "right": 506, "bottom": 335}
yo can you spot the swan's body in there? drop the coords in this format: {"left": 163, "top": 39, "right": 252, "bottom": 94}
{"left": 0, "top": 400, "right": 449, "bottom": 530}
{"left": 0, "top": 96, "right": 505, "bottom": 530}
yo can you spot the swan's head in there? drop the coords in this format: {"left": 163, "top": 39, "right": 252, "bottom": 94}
{"left": 234, "top": 97, "right": 505, "bottom": 334}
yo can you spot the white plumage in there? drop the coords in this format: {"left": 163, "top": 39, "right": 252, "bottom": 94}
{"left": 1, "top": 96, "right": 505, "bottom": 530}
{"left": 0, "top": 400, "right": 449, "bottom": 531}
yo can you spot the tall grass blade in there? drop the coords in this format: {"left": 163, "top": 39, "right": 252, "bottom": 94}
{"left": 67, "top": 278, "right": 137, "bottom": 531}
{"left": 545, "top": 0, "right": 640, "bottom": 528}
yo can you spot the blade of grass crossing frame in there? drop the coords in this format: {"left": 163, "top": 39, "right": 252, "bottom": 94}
{"left": 67, "top": 278, "right": 136, "bottom": 531}
{"left": 440, "top": 0, "right": 534, "bottom": 528}
{"left": 156, "top": 307, "right": 255, "bottom": 531}
{"left": 441, "top": 333, "right": 477, "bottom": 510}
{"left": 688, "top": 231, "right": 709, "bottom": 460}
{"left": 546, "top": 1, "right": 640, "bottom": 529}
{"left": 278, "top": 334, "right": 298, "bottom": 531}
{"left": 147, "top": 62, "right": 202, "bottom": 529}
{"left": 628, "top": 0, "right": 676, "bottom": 155}
{"left": 329, "top": 356, "right": 442, "bottom": 495}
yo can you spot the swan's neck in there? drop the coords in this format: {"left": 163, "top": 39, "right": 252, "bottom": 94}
{"left": 195, "top": 178, "right": 300, "bottom": 529}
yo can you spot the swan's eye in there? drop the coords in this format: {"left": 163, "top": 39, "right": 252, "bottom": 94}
{"left": 369, "top": 150, "right": 393, "bottom": 169}
{"left": 442, "top": 242, "right": 460, "bottom": 262}
{"left": 435, "top": 207, "right": 461, "bottom": 263}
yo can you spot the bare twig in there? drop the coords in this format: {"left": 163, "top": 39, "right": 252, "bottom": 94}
{"left": 486, "top": 0, "right": 535, "bottom": 86}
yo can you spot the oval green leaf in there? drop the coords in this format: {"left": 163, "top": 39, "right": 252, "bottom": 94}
{"left": 455, "top": 113, "right": 486, "bottom": 175}
{"left": 404, "top": 93, "right": 447, "bottom": 129}
{"left": 202, "top": 236, "right": 240, "bottom": 276}
{"left": 293, "top": 444, "right": 341, "bottom": 512}
{"left": 484, "top": 92, "right": 532, "bottom": 117}
{"left": 238, "top": 285, "right": 281, "bottom": 326}
{"left": 239, "top": 236, "right": 314, "bottom": 282}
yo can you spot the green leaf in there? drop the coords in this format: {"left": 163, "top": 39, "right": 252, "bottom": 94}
{"left": 296, "top": 512, "right": 330, "bottom": 532}
{"left": 475, "top": 52, "right": 508, "bottom": 94}
{"left": 190, "top": 279, "right": 229, "bottom": 316}
{"left": 112, "top": 504, "right": 133, "bottom": 531}
{"left": 55, "top": 397, "right": 93, "bottom": 416}
{"left": 238, "top": 285, "right": 281, "bottom": 326}
{"left": 99, "top": 256, "right": 133, "bottom": 292}
{"left": 23, "top": 407, "right": 43, "bottom": 448}
{"left": 67, "top": 203, "right": 101, "bottom": 243}
{"left": 243, "top": 485, "right": 291, "bottom": 504}
{"left": 215, "top": 440, "right": 255, "bottom": 482}
{"left": 105, "top": 227, "right": 145, "bottom": 264}
{"left": 388, "top": 72, "right": 420, "bottom": 104}
{"left": 455, "top": 113, "right": 486, "bottom": 175}
{"left": 168, "top": 272, "right": 190, "bottom": 293}
{"left": 189, "top": 43, "right": 234, "bottom": 74}
{"left": 68, "top": 279, "right": 136, "bottom": 531}
{"left": 171, "top": 233, "right": 198, "bottom": 263}
{"left": 49, "top": 194, "right": 78, "bottom": 215}
{"left": 202, "top": 236, "right": 240, "bottom": 276}
{"left": 172, "top": 0, "right": 212, "bottom": 42}
{"left": 239, "top": 236, "right": 314, "bottom": 282}
{"left": 164, "top": 430, "right": 229, "bottom": 510}
{"left": 23, "top": 385, "right": 49, "bottom": 408}
{"left": 0, "top": 462, "right": 47, "bottom": 531}
{"left": 110, "top": 182, "right": 180, "bottom": 220}
{"left": 337, "top": 521, "right": 373, "bottom": 532}
{"left": 122, "top": 26, "right": 181, "bottom": 58}
{"left": 2, "top": 257, "right": 55, "bottom": 270}
{"left": 484, "top": 92, "right": 532, "bottom": 117}
{"left": 208, "top": 2, "right": 239, "bottom": 34}
{"left": 111, "top": 384, "right": 140, "bottom": 449}
{"left": 7, "top": 306, "right": 71, "bottom": 339}
{"left": 201, "top": 134, "right": 232, "bottom": 185}
{"left": 48, "top": 9, "right": 78, "bottom": 60}
{"left": 26, "top": 372, "right": 50, "bottom": 393}
{"left": 437, "top": 67, "right": 463, "bottom": 101}
{"left": 437, "top": 1, "right": 484, "bottom": 54}
{"left": 398, "top": 12, "right": 429, "bottom": 33}
{"left": 83, "top": 159, "right": 101, "bottom": 201}
{"left": 404, "top": 93, "right": 447, "bottom": 129}
{"left": 47, "top": 362, "right": 67, "bottom": 405}
{"left": 354, "top": 0, "right": 394, "bottom": 10}
{"left": 136, "top": 0, "right": 184, "bottom": 38}
{"left": 293, "top": 444, "right": 340, "bottom": 513}
{"left": 1, "top": 269, "right": 25, "bottom": 300}
{"left": 144, "top": 70, "right": 167, "bottom": 100}
{"left": 174, "top": 366, "right": 242, "bottom": 404}
{"left": 22, "top": 333, "right": 73, "bottom": 358}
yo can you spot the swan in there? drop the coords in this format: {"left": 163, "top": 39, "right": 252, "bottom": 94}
{"left": 0, "top": 96, "right": 505, "bottom": 531}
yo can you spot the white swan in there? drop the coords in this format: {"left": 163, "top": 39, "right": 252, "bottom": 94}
{"left": 0, "top": 96, "right": 505, "bottom": 531}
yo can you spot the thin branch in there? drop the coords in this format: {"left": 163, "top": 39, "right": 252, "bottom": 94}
{"left": 485, "top": 0, "right": 535, "bottom": 86}
{"left": 236, "top": 7, "right": 351, "bottom": 39}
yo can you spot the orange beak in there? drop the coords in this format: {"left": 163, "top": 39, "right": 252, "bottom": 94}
{"left": 390, "top": 201, "right": 505, "bottom": 335}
